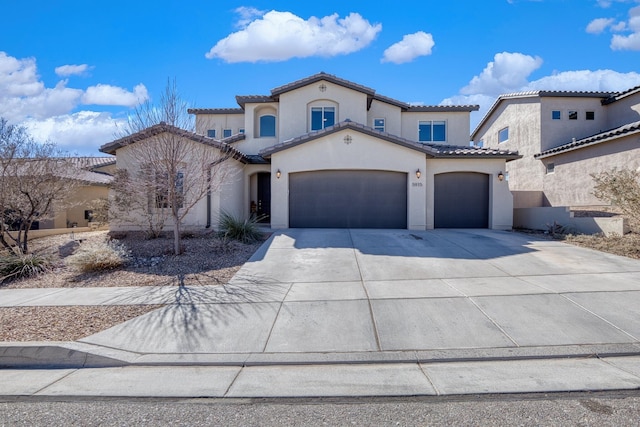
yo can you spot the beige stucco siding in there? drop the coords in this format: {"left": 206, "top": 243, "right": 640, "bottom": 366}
{"left": 539, "top": 97, "right": 608, "bottom": 151}
{"left": 277, "top": 81, "right": 368, "bottom": 142}
{"left": 112, "top": 134, "right": 243, "bottom": 231}
{"left": 195, "top": 113, "right": 245, "bottom": 138}
{"left": 475, "top": 98, "right": 542, "bottom": 194}
{"left": 540, "top": 135, "right": 640, "bottom": 207}
{"left": 367, "top": 100, "right": 403, "bottom": 136}
{"left": 269, "top": 130, "right": 427, "bottom": 230}
{"left": 234, "top": 102, "right": 279, "bottom": 155}
{"left": 425, "top": 158, "right": 513, "bottom": 230}
{"left": 606, "top": 95, "right": 640, "bottom": 128}
{"left": 401, "top": 111, "right": 472, "bottom": 145}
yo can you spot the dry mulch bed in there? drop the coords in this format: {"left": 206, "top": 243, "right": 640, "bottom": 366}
{"left": 1, "top": 230, "right": 266, "bottom": 341}
{"left": 1, "top": 305, "right": 162, "bottom": 341}
{"left": 563, "top": 232, "right": 640, "bottom": 260}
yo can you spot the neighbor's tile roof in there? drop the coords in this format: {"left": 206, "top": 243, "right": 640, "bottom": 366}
{"left": 602, "top": 85, "right": 640, "bottom": 105}
{"left": 260, "top": 120, "right": 520, "bottom": 160}
{"left": 406, "top": 105, "right": 480, "bottom": 113}
{"left": 535, "top": 120, "right": 640, "bottom": 159}
{"left": 98, "top": 123, "right": 251, "bottom": 163}
{"left": 235, "top": 95, "right": 275, "bottom": 108}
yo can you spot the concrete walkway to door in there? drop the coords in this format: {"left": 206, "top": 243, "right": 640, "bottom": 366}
{"left": 3, "top": 228, "right": 640, "bottom": 398}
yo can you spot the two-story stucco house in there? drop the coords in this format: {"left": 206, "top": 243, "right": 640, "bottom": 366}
{"left": 101, "top": 72, "right": 520, "bottom": 231}
{"left": 471, "top": 86, "right": 640, "bottom": 209}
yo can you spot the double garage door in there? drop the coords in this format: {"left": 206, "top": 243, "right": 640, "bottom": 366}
{"left": 288, "top": 170, "right": 489, "bottom": 229}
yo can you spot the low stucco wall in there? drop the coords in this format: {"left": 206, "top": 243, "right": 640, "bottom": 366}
{"left": 514, "top": 207, "right": 629, "bottom": 236}
{"left": 6, "top": 224, "right": 109, "bottom": 242}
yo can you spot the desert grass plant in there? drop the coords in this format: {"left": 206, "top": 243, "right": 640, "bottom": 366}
{"left": 218, "top": 211, "right": 265, "bottom": 243}
{"left": 66, "top": 239, "right": 131, "bottom": 273}
{"left": 0, "top": 252, "right": 51, "bottom": 283}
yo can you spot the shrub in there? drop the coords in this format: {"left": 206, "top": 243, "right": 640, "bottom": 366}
{"left": 66, "top": 239, "right": 130, "bottom": 273}
{"left": 218, "top": 211, "right": 265, "bottom": 243}
{"left": 591, "top": 168, "right": 640, "bottom": 231}
{"left": 0, "top": 252, "right": 51, "bottom": 283}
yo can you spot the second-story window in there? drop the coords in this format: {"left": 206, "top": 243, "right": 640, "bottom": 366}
{"left": 311, "top": 107, "right": 335, "bottom": 131}
{"left": 207, "top": 129, "right": 216, "bottom": 138}
{"left": 498, "top": 127, "right": 509, "bottom": 143}
{"left": 223, "top": 129, "right": 232, "bottom": 138}
{"left": 259, "top": 115, "right": 276, "bottom": 137}
{"left": 374, "top": 118, "right": 385, "bottom": 132}
{"left": 419, "top": 121, "right": 446, "bottom": 142}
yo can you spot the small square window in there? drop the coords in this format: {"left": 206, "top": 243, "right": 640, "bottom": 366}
{"left": 552, "top": 110, "right": 561, "bottom": 120}
{"left": 239, "top": 128, "right": 245, "bottom": 134}
{"left": 586, "top": 111, "right": 595, "bottom": 120}
{"left": 84, "top": 210, "right": 93, "bottom": 220}
{"left": 568, "top": 111, "right": 578, "bottom": 120}
{"left": 373, "top": 118, "right": 385, "bottom": 132}
{"left": 207, "top": 129, "right": 216, "bottom": 138}
{"left": 546, "top": 163, "right": 555, "bottom": 174}
{"left": 498, "top": 127, "right": 509, "bottom": 143}
{"left": 223, "top": 129, "right": 232, "bottom": 138}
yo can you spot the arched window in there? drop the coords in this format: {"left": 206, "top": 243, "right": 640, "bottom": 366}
{"left": 259, "top": 114, "right": 276, "bottom": 137}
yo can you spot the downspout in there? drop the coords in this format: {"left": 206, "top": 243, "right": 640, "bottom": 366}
{"left": 206, "top": 167, "right": 211, "bottom": 228}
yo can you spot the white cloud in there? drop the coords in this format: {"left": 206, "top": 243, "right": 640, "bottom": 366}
{"left": 234, "top": 6, "right": 266, "bottom": 28}
{"left": 55, "top": 64, "right": 91, "bottom": 77}
{"left": 82, "top": 83, "right": 149, "bottom": 107}
{"left": 205, "top": 11, "right": 382, "bottom": 62}
{"left": 590, "top": 3, "right": 640, "bottom": 50}
{"left": 381, "top": 32, "right": 435, "bottom": 64}
{"left": 586, "top": 17, "right": 615, "bottom": 33}
{"left": 24, "top": 111, "right": 122, "bottom": 155}
{"left": 460, "top": 52, "right": 543, "bottom": 96}
{"left": 443, "top": 52, "right": 640, "bottom": 130}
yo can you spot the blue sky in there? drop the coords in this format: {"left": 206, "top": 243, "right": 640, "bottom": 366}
{"left": 2, "top": 0, "right": 640, "bottom": 155}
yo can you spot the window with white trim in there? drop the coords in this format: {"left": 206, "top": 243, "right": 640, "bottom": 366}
{"left": 568, "top": 111, "right": 578, "bottom": 120}
{"left": 311, "top": 107, "right": 335, "bottom": 131}
{"left": 207, "top": 129, "right": 216, "bottom": 138}
{"left": 546, "top": 163, "right": 555, "bottom": 174}
{"left": 586, "top": 111, "right": 595, "bottom": 120}
{"left": 239, "top": 128, "right": 245, "bottom": 134}
{"left": 418, "top": 120, "right": 446, "bottom": 142}
{"left": 223, "top": 129, "right": 232, "bottom": 138}
{"left": 552, "top": 110, "right": 561, "bottom": 120}
{"left": 373, "top": 118, "right": 385, "bottom": 132}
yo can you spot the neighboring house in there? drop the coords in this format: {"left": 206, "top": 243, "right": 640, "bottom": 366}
{"left": 101, "top": 72, "right": 520, "bottom": 231}
{"left": 471, "top": 86, "right": 640, "bottom": 208}
{"left": 38, "top": 157, "right": 114, "bottom": 229}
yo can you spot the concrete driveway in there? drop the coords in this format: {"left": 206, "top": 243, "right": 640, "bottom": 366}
{"left": 80, "top": 228, "right": 640, "bottom": 362}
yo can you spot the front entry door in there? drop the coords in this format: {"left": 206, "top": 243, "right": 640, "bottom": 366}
{"left": 257, "top": 172, "right": 271, "bottom": 223}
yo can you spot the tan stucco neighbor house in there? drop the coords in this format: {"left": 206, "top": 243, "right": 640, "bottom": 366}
{"left": 471, "top": 85, "right": 640, "bottom": 209}
{"left": 101, "top": 72, "right": 521, "bottom": 231}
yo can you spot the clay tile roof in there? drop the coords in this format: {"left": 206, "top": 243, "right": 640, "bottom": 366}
{"left": 187, "top": 108, "right": 244, "bottom": 114}
{"left": 406, "top": 105, "right": 480, "bottom": 113}
{"left": 602, "top": 85, "right": 640, "bottom": 105}
{"left": 98, "top": 123, "right": 251, "bottom": 163}
{"left": 234, "top": 95, "right": 275, "bottom": 108}
{"left": 270, "top": 72, "right": 376, "bottom": 97}
{"left": 535, "top": 120, "right": 640, "bottom": 159}
{"left": 259, "top": 120, "right": 520, "bottom": 160}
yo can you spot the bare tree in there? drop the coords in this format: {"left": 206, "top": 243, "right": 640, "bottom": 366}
{"left": 592, "top": 167, "right": 640, "bottom": 231}
{"left": 112, "top": 79, "right": 235, "bottom": 254}
{"left": 0, "top": 118, "right": 81, "bottom": 254}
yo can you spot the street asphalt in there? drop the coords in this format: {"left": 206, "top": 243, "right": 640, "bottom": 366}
{"left": 1, "top": 228, "right": 640, "bottom": 398}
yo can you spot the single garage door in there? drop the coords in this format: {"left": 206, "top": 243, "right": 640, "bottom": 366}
{"left": 289, "top": 170, "right": 407, "bottom": 228}
{"left": 434, "top": 172, "right": 489, "bottom": 228}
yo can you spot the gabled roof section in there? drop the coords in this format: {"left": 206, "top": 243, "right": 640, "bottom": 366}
{"left": 535, "top": 120, "right": 640, "bottom": 159}
{"left": 270, "top": 72, "right": 376, "bottom": 98}
{"left": 98, "top": 123, "right": 251, "bottom": 163}
{"left": 235, "top": 95, "right": 275, "bottom": 108}
{"left": 370, "top": 93, "right": 409, "bottom": 109}
{"left": 260, "top": 120, "right": 520, "bottom": 160}
{"left": 602, "top": 85, "right": 640, "bottom": 105}
{"left": 187, "top": 108, "right": 244, "bottom": 115}
{"left": 407, "top": 105, "right": 480, "bottom": 113}
{"left": 471, "top": 90, "right": 614, "bottom": 139}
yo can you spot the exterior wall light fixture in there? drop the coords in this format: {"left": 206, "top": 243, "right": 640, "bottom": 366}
{"left": 276, "top": 169, "right": 281, "bottom": 179}
{"left": 498, "top": 171, "right": 504, "bottom": 181}
{"left": 416, "top": 169, "right": 421, "bottom": 179}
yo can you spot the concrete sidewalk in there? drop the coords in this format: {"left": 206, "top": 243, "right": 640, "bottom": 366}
{"left": 2, "top": 229, "right": 640, "bottom": 397}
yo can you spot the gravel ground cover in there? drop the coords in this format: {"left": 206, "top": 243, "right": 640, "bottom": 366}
{"left": 1, "top": 230, "right": 265, "bottom": 341}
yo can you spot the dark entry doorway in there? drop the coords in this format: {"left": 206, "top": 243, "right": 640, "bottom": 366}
{"left": 257, "top": 172, "right": 271, "bottom": 223}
